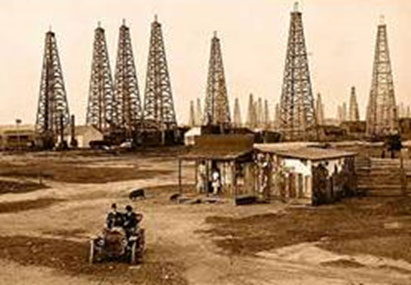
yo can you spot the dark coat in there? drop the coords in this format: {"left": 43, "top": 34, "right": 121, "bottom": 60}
{"left": 106, "top": 211, "right": 124, "bottom": 229}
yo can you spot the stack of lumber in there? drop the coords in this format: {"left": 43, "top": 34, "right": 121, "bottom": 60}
{"left": 357, "top": 158, "right": 411, "bottom": 196}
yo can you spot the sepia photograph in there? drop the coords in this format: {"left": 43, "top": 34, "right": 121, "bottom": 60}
{"left": 0, "top": 0, "right": 410, "bottom": 284}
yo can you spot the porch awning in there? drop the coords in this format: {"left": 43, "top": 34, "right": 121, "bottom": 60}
{"left": 180, "top": 134, "right": 254, "bottom": 161}
{"left": 180, "top": 148, "right": 252, "bottom": 160}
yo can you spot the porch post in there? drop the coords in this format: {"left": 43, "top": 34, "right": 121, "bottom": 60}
{"left": 205, "top": 160, "right": 209, "bottom": 195}
{"left": 222, "top": 161, "right": 226, "bottom": 194}
{"left": 194, "top": 160, "right": 198, "bottom": 193}
{"left": 232, "top": 160, "right": 237, "bottom": 199}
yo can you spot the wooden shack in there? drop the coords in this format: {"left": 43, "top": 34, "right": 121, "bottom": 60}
{"left": 255, "top": 144, "right": 357, "bottom": 205}
{"left": 178, "top": 135, "right": 256, "bottom": 199}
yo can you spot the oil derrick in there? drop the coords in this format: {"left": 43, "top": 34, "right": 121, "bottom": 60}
{"left": 366, "top": 17, "right": 398, "bottom": 136}
{"left": 274, "top": 103, "right": 281, "bottom": 129}
{"left": 86, "top": 23, "right": 115, "bottom": 132}
{"left": 342, "top": 102, "right": 347, "bottom": 122}
{"left": 113, "top": 20, "right": 142, "bottom": 137}
{"left": 264, "top": 99, "right": 270, "bottom": 129}
{"left": 203, "top": 32, "right": 231, "bottom": 126}
{"left": 195, "top": 98, "right": 202, "bottom": 126}
{"left": 279, "top": 3, "right": 316, "bottom": 140}
{"left": 256, "top": 97, "right": 263, "bottom": 128}
{"left": 398, "top": 103, "right": 405, "bottom": 118}
{"left": 337, "top": 105, "right": 343, "bottom": 124}
{"left": 233, "top": 98, "right": 242, "bottom": 128}
{"left": 348, "top": 87, "right": 360, "bottom": 121}
{"left": 316, "top": 93, "right": 324, "bottom": 125}
{"left": 142, "top": 16, "right": 177, "bottom": 131}
{"left": 247, "top": 93, "right": 257, "bottom": 129}
{"left": 188, "top": 100, "right": 195, "bottom": 127}
{"left": 35, "top": 30, "right": 70, "bottom": 148}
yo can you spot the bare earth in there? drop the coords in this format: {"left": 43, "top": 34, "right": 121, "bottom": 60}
{"left": 0, "top": 149, "right": 410, "bottom": 285}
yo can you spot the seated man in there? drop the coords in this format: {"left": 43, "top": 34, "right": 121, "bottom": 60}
{"left": 123, "top": 205, "right": 143, "bottom": 239}
{"left": 106, "top": 203, "right": 124, "bottom": 230}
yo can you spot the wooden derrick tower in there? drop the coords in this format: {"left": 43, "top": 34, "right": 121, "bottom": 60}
{"left": 264, "top": 99, "right": 270, "bottom": 129}
{"left": 274, "top": 103, "right": 281, "bottom": 130}
{"left": 279, "top": 3, "right": 316, "bottom": 140}
{"left": 342, "top": 102, "right": 347, "bottom": 122}
{"left": 35, "top": 30, "right": 70, "bottom": 148}
{"left": 247, "top": 93, "right": 257, "bottom": 129}
{"left": 315, "top": 93, "right": 324, "bottom": 126}
{"left": 233, "top": 98, "right": 242, "bottom": 128}
{"left": 348, "top": 87, "right": 360, "bottom": 121}
{"left": 86, "top": 23, "right": 115, "bottom": 132}
{"left": 366, "top": 17, "right": 398, "bottom": 136}
{"left": 113, "top": 20, "right": 142, "bottom": 137}
{"left": 203, "top": 32, "right": 231, "bottom": 126}
{"left": 196, "top": 98, "right": 202, "bottom": 126}
{"left": 142, "top": 16, "right": 177, "bottom": 131}
{"left": 256, "top": 97, "right": 263, "bottom": 128}
{"left": 188, "top": 100, "right": 195, "bottom": 127}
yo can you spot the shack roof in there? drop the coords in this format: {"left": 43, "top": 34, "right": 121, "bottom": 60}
{"left": 0, "top": 124, "right": 35, "bottom": 134}
{"left": 180, "top": 134, "right": 254, "bottom": 160}
{"left": 255, "top": 144, "right": 356, "bottom": 161}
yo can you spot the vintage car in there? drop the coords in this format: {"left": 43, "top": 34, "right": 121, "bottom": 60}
{"left": 89, "top": 227, "right": 145, "bottom": 264}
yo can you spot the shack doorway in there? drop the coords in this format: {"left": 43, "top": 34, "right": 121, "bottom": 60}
{"left": 312, "top": 164, "right": 329, "bottom": 205}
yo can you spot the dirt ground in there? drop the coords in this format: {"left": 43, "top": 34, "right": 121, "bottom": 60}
{"left": 0, "top": 148, "right": 411, "bottom": 284}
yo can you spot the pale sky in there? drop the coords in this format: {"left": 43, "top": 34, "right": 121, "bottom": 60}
{"left": 0, "top": 0, "right": 410, "bottom": 125}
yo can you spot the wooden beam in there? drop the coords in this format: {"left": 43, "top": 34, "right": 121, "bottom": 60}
{"left": 178, "top": 159, "right": 182, "bottom": 195}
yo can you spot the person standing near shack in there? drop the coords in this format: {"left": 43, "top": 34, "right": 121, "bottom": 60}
{"left": 211, "top": 167, "right": 221, "bottom": 195}
{"left": 197, "top": 161, "right": 207, "bottom": 193}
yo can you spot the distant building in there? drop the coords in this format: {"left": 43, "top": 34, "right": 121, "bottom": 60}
{"left": 184, "top": 127, "right": 202, "bottom": 146}
{"left": 323, "top": 118, "right": 340, "bottom": 126}
{"left": 64, "top": 125, "right": 103, "bottom": 148}
{"left": 341, "top": 121, "right": 366, "bottom": 136}
{"left": 0, "top": 125, "right": 36, "bottom": 150}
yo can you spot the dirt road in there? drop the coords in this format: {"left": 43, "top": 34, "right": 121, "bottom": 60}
{"left": 0, "top": 151, "right": 410, "bottom": 284}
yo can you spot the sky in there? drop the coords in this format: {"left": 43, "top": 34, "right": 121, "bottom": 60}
{"left": 0, "top": 0, "right": 410, "bottom": 125}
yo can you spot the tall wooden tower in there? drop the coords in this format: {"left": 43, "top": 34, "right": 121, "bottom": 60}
{"left": 113, "top": 20, "right": 142, "bottom": 137}
{"left": 35, "top": 30, "right": 70, "bottom": 148}
{"left": 142, "top": 16, "right": 177, "bottom": 131}
{"left": 279, "top": 3, "right": 316, "bottom": 140}
{"left": 86, "top": 23, "right": 115, "bottom": 132}
{"left": 203, "top": 32, "right": 231, "bottom": 126}
{"left": 366, "top": 17, "right": 398, "bottom": 136}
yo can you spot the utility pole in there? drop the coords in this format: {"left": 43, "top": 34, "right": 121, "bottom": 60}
{"left": 15, "top": 119, "right": 22, "bottom": 151}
